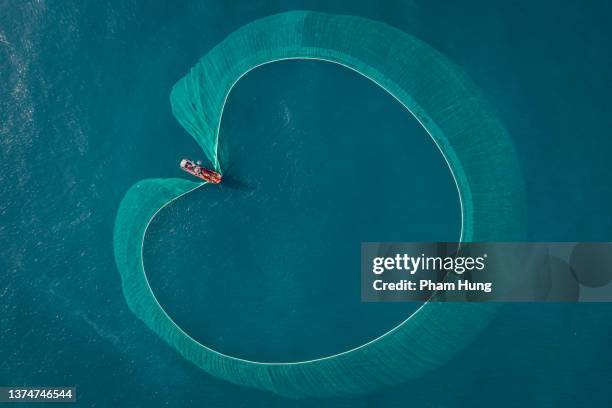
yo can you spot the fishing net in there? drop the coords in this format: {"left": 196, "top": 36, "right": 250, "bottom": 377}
{"left": 114, "top": 11, "right": 525, "bottom": 398}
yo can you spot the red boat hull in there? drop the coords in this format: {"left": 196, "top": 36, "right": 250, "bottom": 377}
{"left": 180, "top": 159, "right": 222, "bottom": 184}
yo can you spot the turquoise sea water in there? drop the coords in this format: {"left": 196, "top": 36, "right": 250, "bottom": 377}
{"left": 144, "top": 59, "right": 459, "bottom": 363}
{"left": 2, "top": 1, "right": 612, "bottom": 406}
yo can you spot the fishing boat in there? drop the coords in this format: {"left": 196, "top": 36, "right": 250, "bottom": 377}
{"left": 180, "top": 159, "right": 222, "bottom": 184}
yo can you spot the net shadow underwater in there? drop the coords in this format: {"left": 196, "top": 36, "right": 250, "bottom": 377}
{"left": 113, "top": 11, "right": 525, "bottom": 398}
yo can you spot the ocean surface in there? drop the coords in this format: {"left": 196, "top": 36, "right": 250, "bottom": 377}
{"left": 1, "top": 1, "right": 612, "bottom": 406}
